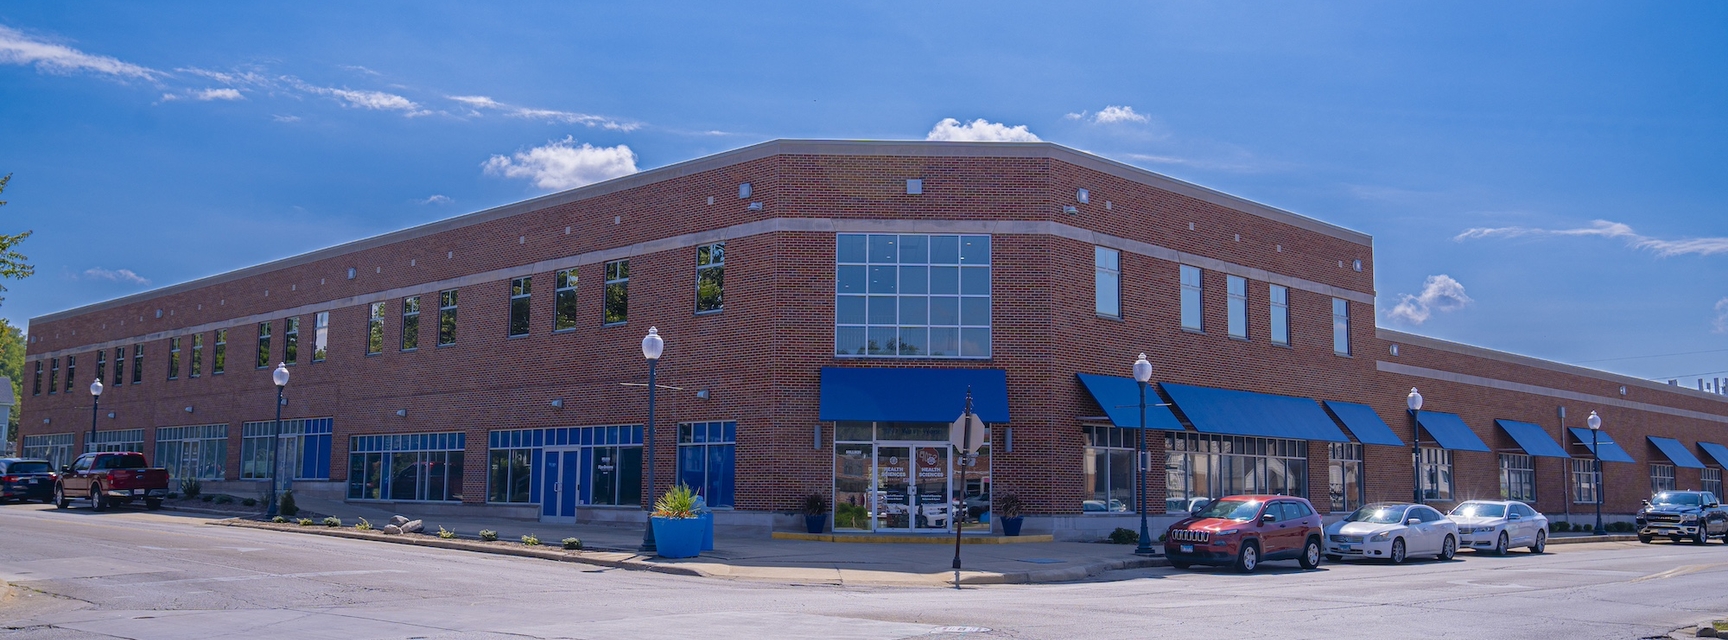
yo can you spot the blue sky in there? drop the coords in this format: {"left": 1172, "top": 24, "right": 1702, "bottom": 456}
{"left": 3, "top": 2, "right": 1727, "bottom": 385}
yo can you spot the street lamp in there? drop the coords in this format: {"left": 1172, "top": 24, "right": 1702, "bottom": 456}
{"left": 87, "top": 378, "right": 103, "bottom": 453}
{"left": 265, "top": 363, "right": 290, "bottom": 518}
{"left": 1132, "top": 353, "right": 1155, "bottom": 556}
{"left": 639, "top": 327, "right": 664, "bottom": 553}
{"left": 1408, "top": 388, "right": 1423, "bottom": 504}
{"left": 1587, "top": 411, "right": 1604, "bottom": 536}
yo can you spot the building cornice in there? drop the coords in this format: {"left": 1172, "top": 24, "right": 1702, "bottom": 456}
{"left": 1378, "top": 328, "right": 1728, "bottom": 405}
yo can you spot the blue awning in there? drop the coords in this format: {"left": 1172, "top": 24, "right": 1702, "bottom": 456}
{"left": 819, "top": 367, "right": 1009, "bottom": 423}
{"left": 1161, "top": 383, "right": 1349, "bottom": 442}
{"left": 1415, "top": 411, "right": 1491, "bottom": 452}
{"left": 1075, "top": 374, "right": 1184, "bottom": 430}
{"left": 1699, "top": 442, "right": 1728, "bottom": 468}
{"left": 1322, "top": 401, "right": 1404, "bottom": 446}
{"left": 1568, "top": 427, "right": 1636, "bottom": 463}
{"left": 1495, "top": 420, "right": 1571, "bottom": 458}
{"left": 1648, "top": 437, "right": 1706, "bottom": 469}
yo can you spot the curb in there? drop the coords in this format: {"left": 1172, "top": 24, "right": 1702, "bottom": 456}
{"left": 1547, "top": 534, "right": 1640, "bottom": 545}
{"left": 771, "top": 532, "right": 1056, "bottom": 544}
{"left": 960, "top": 556, "right": 1166, "bottom": 585}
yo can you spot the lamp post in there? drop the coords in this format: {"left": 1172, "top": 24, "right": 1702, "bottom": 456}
{"left": 639, "top": 327, "right": 664, "bottom": 553}
{"left": 1588, "top": 411, "right": 1604, "bottom": 536}
{"left": 265, "top": 363, "right": 289, "bottom": 518}
{"left": 87, "top": 378, "right": 103, "bottom": 453}
{"left": 1408, "top": 388, "right": 1423, "bottom": 504}
{"left": 1133, "top": 353, "right": 1155, "bottom": 556}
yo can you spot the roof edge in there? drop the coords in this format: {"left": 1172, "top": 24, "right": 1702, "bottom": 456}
{"left": 1377, "top": 327, "right": 1728, "bottom": 404}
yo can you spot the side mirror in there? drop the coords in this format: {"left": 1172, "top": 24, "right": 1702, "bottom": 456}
{"left": 1260, "top": 513, "right": 1277, "bottom": 523}
{"left": 60, "top": 465, "right": 70, "bottom": 473}
{"left": 1508, "top": 513, "right": 1522, "bottom": 520}
{"left": 1406, "top": 518, "right": 1422, "bottom": 525}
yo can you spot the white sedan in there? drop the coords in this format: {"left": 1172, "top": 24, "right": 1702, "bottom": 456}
{"left": 1324, "top": 503, "right": 1459, "bottom": 564}
{"left": 1447, "top": 500, "right": 1548, "bottom": 554}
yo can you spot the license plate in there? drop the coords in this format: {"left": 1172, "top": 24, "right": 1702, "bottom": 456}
{"left": 1339, "top": 544, "right": 1352, "bottom": 551}
{"left": 28, "top": 478, "right": 38, "bottom": 484}
{"left": 1179, "top": 544, "right": 1194, "bottom": 553}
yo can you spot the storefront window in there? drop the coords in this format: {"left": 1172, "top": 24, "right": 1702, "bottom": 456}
{"left": 1420, "top": 447, "right": 1452, "bottom": 501}
{"left": 677, "top": 421, "right": 736, "bottom": 508}
{"left": 830, "top": 421, "right": 990, "bottom": 532}
{"left": 1329, "top": 442, "right": 1363, "bottom": 513}
{"left": 1088, "top": 426, "right": 1135, "bottom": 513}
{"left": 347, "top": 432, "right": 465, "bottom": 502}
{"left": 156, "top": 424, "right": 228, "bottom": 480}
{"left": 1500, "top": 453, "right": 1535, "bottom": 502}
{"left": 1167, "top": 432, "right": 1309, "bottom": 509}
{"left": 1572, "top": 458, "right": 1600, "bottom": 504}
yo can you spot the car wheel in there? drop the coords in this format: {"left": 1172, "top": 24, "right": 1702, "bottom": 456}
{"left": 1325, "top": 554, "right": 1343, "bottom": 562}
{"left": 1694, "top": 528, "right": 1709, "bottom": 545}
{"left": 1638, "top": 535, "right": 1653, "bottom": 544}
{"left": 53, "top": 485, "right": 68, "bottom": 510}
{"left": 90, "top": 484, "right": 106, "bottom": 512}
{"left": 1233, "top": 542, "right": 1259, "bottom": 573}
{"left": 1439, "top": 535, "right": 1457, "bottom": 561}
{"left": 1389, "top": 538, "right": 1407, "bottom": 565}
{"left": 1530, "top": 530, "right": 1546, "bottom": 554}
{"left": 1170, "top": 560, "right": 1191, "bottom": 570}
{"left": 1494, "top": 532, "right": 1509, "bottom": 555}
{"left": 1299, "top": 538, "right": 1322, "bottom": 570}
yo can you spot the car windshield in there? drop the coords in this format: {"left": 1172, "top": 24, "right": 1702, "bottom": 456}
{"left": 1652, "top": 492, "right": 1702, "bottom": 506}
{"left": 97, "top": 455, "right": 146, "bottom": 470}
{"left": 1450, "top": 502, "right": 1507, "bottom": 518}
{"left": 1345, "top": 505, "right": 1408, "bottom": 524}
{"left": 7, "top": 461, "right": 51, "bottom": 474}
{"left": 1193, "top": 499, "right": 1262, "bottom": 521}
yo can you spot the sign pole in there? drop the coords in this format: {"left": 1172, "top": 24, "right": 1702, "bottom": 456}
{"left": 952, "top": 387, "right": 974, "bottom": 590}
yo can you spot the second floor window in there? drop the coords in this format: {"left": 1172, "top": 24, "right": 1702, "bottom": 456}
{"left": 131, "top": 344, "right": 143, "bottom": 383}
{"left": 314, "top": 311, "right": 329, "bottom": 362}
{"left": 835, "top": 233, "right": 991, "bottom": 358}
{"left": 1226, "top": 275, "right": 1247, "bottom": 339}
{"left": 96, "top": 350, "right": 106, "bottom": 383}
{"left": 367, "top": 302, "right": 386, "bottom": 354}
{"left": 1180, "top": 265, "right": 1202, "bottom": 331}
{"left": 509, "top": 277, "right": 532, "bottom": 336}
{"left": 256, "top": 322, "right": 271, "bottom": 368}
{"left": 284, "top": 317, "right": 299, "bottom": 365}
{"left": 604, "top": 260, "right": 628, "bottom": 325}
{"left": 1270, "top": 284, "right": 1290, "bottom": 346}
{"left": 402, "top": 296, "right": 420, "bottom": 350}
{"left": 1332, "top": 298, "right": 1351, "bottom": 356}
{"left": 438, "top": 289, "right": 458, "bottom": 345}
{"left": 554, "top": 269, "right": 578, "bottom": 331}
{"left": 168, "top": 338, "right": 181, "bottom": 379}
{"left": 212, "top": 330, "right": 226, "bottom": 374}
{"left": 114, "top": 347, "right": 124, "bottom": 383}
{"left": 64, "top": 356, "right": 74, "bottom": 392}
{"left": 1095, "top": 246, "right": 1120, "bottom": 318}
{"left": 47, "top": 358, "right": 57, "bottom": 394}
{"left": 190, "top": 334, "right": 203, "bottom": 378}
{"left": 696, "top": 243, "right": 724, "bottom": 313}
{"left": 32, "top": 360, "right": 41, "bottom": 395}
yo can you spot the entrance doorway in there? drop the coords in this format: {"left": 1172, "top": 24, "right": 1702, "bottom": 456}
{"left": 833, "top": 421, "right": 993, "bottom": 534}
{"left": 541, "top": 448, "right": 580, "bottom": 521}
{"left": 875, "top": 443, "right": 951, "bottom": 532}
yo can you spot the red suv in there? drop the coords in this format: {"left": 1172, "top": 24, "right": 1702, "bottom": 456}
{"left": 1164, "top": 495, "right": 1324, "bottom": 573}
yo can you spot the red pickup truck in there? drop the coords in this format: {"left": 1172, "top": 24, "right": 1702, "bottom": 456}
{"left": 55, "top": 452, "right": 170, "bottom": 511}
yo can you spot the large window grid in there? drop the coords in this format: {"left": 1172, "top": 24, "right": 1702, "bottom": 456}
{"left": 1094, "top": 246, "right": 1120, "bottom": 318}
{"left": 1500, "top": 453, "right": 1535, "bottom": 502}
{"left": 1270, "top": 284, "right": 1290, "bottom": 346}
{"left": 313, "top": 311, "right": 329, "bottom": 362}
{"left": 835, "top": 233, "right": 991, "bottom": 358}
{"left": 487, "top": 426, "right": 643, "bottom": 507}
{"left": 604, "top": 261, "right": 628, "bottom": 325}
{"left": 438, "top": 290, "right": 458, "bottom": 345}
{"left": 241, "top": 418, "right": 334, "bottom": 481}
{"left": 1420, "top": 447, "right": 1452, "bottom": 501}
{"left": 1651, "top": 463, "right": 1676, "bottom": 494}
{"left": 1572, "top": 458, "right": 1601, "bottom": 504}
{"left": 1226, "top": 275, "right": 1247, "bottom": 339}
{"left": 553, "top": 269, "right": 578, "bottom": 331}
{"left": 348, "top": 432, "right": 465, "bottom": 502}
{"left": 509, "top": 277, "right": 532, "bottom": 336}
{"left": 402, "top": 296, "right": 420, "bottom": 350}
{"left": 696, "top": 243, "right": 724, "bottom": 313}
{"left": 1086, "top": 426, "right": 1136, "bottom": 513}
{"left": 90, "top": 429, "right": 144, "bottom": 453}
{"left": 155, "top": 424, "right": 227, "bottom": 481}
{"left": 1168, "top": 432, "right": 1310, "bottom": 511}
{"left": 284, "top": 317, "right": 299, "bottom": 365}
{"left": 1180, "top": 265, "right": 1203, "bottom": 331}
{"left": 21, "top": 434, "right": 74, "bottom": 469}
{"left": 677, "top": 421, "right": 736, "bottom": 508}
{"left": 367, "top": 302, "right": 386, "bottom": 354}
{"left": 1329, "top": 442, "right": 1364, "bottom": 513}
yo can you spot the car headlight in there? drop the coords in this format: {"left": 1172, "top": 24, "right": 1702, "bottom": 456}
{"left": 1216, "top": 529, "right": 1240, "bottom": 537}
{"left": 1370, "top": 531, "right": 1391, "bottom": 541}
{"left": 1682, "top": 514, "right": 1698, "bottom": 523}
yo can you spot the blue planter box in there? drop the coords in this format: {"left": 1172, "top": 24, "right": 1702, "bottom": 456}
{"left": 652, "top": 516, "right": 704, "bottom": 558}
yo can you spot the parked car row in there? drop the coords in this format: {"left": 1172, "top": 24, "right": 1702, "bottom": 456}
{"left": 1, "top": 453, "right": 171, "bottom": 511}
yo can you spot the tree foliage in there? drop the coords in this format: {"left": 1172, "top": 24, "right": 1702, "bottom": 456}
{"left": 0, "top": 320, "right": 21, "bottom": 448}
{"left": 0, "top": 174, "right": 32, "bottom": 304}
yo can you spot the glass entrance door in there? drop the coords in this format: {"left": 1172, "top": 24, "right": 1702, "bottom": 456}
{"left": 540, "top": 448, "right": 580, "bottom": 521}
{"left": 875, "top": 443, "right": 951, "bottom": 532}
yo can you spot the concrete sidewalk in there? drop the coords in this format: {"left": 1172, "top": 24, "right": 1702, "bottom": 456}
{"left": 253, "top": 494, "right": 1164, "bottom": 586}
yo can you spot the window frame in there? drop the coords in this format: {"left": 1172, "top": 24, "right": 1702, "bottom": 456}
{"left": 283, "top": 316, "right": 300, "bottom": 366}
{"left": 256, "top": 322, "right": 272, "bottom": 369}
{"left": 603, "top": 260, "right": 629, "bottom": 326}
{"left": 438, "top": 290, "right": 458, "bottom": 346}
{"left": 64, "top": 355, "right": 74, "bottom": 392}
{"left": 48, "top": 357, "right": 57, "bottom": 395}
{"left": 167, "top": 338, "right": 180, "bottom": 380}
{"left": 1328, "top": 442, "right": 1364, "bottom": 513}
{"left": 1085, "top": 426, "right": 1138, "bottom": 514}
{"left": 1269, "top": 284, "right": 1290, "bottom": 346}
{"left": 313, "top": 311, "right": 329, "bottom": 362}
{"left": 1419, "top": 446, "right": 1453, "bottom": 501}
{"left": 1332, "top": 298, "right": 1351, "bottom": 356}
{"left": 834, "top": 233, "right": 992, "bottom": 359}
{"left": 212, "top": 330, "right": 226, "bottom": 375}
{"left": 677, "top": 421, "right": 737, "bottom": 508}
{"left": 1226, "top": 275, "right": 1248, "bottom": 339}
{"left": 509, "top": 276, "right": 532, "bottom": 337}
{"left": 189, "top": 333, "right": 202, "bottom": 378}
{"left": 1650, "top": 463, "right": 1676, "bottom": 494}
{"left": 1094, "top": 246, "right": 1121, "bottom": 319}
{"left": 131, "top": 344, "right": 143, "bottom": 384}
{"left": 367, "top": 302, "right": 386, "bottom": 355}
{"left": 696, "top": 242, "right": 725, "bottom": 314}
{"left": 553, "top": 269, "right": 578, "bottom": 332}
{"left": 401, "top": 296, "right": 421, "bottom": 351}
{"left": 1571, "top": 458, "right": 1601, "bottom": 505}
{"left": 1704, "top": 467, "right": 1723, "bottom": 499}
{"left": 1499, "top": 453, "right": 1536, "bottom": 502}
{"left": 95, "top": 350, "right": 106, "bottom": 383}
{"left": 32, "top": 360, "right": 40, "bottom": 396}
{"left": 1180, "top": 265, "right": 1203, "bottom": 332}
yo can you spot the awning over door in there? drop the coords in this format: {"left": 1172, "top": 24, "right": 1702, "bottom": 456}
{"left": 1075, "top": 374, "right": 1184, "bottom": 430}
{"left": 1160, "top": 383, "right": 1349, "bottom": 443}
{"left": 1495, "top": 420, "right": 1571, "bottom": 458}
{"left": 1568, "top": 427, "right": 1635, "bottom": 463}
{"left": 1699, "top": 442, "right": 1728, "bottom": 468}
{"left": 1414, "top": 411, "right": 1491, "bottom": 452}
{"left": 1322, "top": 401, "right": 1404, "bottom": 446}
{"left": 1648, "top": 436, "right": 1706, "bottom": 469}
{"left": 818, "top": 367, "right": 1010, "bottom": 423}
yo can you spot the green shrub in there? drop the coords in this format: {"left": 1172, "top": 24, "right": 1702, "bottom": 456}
{"left": 1107, "top": 527, "right": 1139, "bottom": 545}
{"left": 437, "top": 526, "right": 457, "bottom": 539}
{"left": 562, "top": 537, "right": 583, "bottom": 550}
{"left": 835, "top": 503, "right": 870, "bottom": 529}
{"left": 214, "top": 495, "right": 234, "bottom": 505}
{"left": 200, "top": 494, "right": 215, "bottom": 503}
{"left": 356, "top": 517, "right": 373, "bottom": 531}
{"left": 322, "top": 516, "right": 341, "bottom": 527}
{"left": 271, "top": 515, "right": 287, "bottom": 524}
{"left": 479, "top": 529, "right": 498, "bottom": 542}
{"left": 242, "top": 498, "right": 257, "bottom": 507}
{"left": 297, "top": 518, "right": 314, "bottom": 526}
{"left": 801, "top": 492, "right": 828, "bottom": 517}
{"left": 655, "top": 484, "right": 699, "bottom": 519}
{"left": 997, "top": 493, "right": 1025, "bottom": 519}
{"left": 521, "top": 533, "right": 541, "bottom": 546}
{"left": 278, "top": 491, "right": 299, "bottom": 517}
{"left": 179, "top": 478, "right": 202, "bottom": 499}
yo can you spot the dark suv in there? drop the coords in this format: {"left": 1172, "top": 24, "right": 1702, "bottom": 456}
{"left": 1635, "top": 491, "right": 1728, "bottom": 544}
{"left": 1164, "top": 495, "right": 1324, "bottom": 573}
{"left": 1, "top": 459, "right": 57, "bottom": 503}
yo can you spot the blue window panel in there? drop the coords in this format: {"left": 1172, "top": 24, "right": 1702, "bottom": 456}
{"left": 678, "top": 447, "right": 705, "bottom": 495}
{"left": 300, "top": 437, "right": 317, "bottom": 479}
{"left": 541, "top": 452, "right": 561, "bottom": 517}
{"left": 490, "top": 432, "right": 499, "bottom": 448}
{"left": 316, "top": 435, "right": 332, "bottom": 479}
{"left": 709, "top": 444, "right": 734, "bottom": 508}
{"left": 579, "top": 447, "right": 594, "bottom": 505}
{"left": 606, "top": 426, "right": 617, "bottom": 445}
{"left": 691, "top": 425, "right": 706, "bottom": 444}
{"left": 555, "top": 429, "right": 567, "bottom": 446}
{"left": 581, "top": 428, "right": 592, "bottom": 446}
{"left": 533, "top": 430, "right": 544, "bottom": 447}
{"left": 560, "top": 451, "right": 579, "bottom": 515}
{"left": 456, "top": 433, "right": 466, "bottom": 450}
{"left": 632, "top": 426, "right": 643, "bottom": 445}
{"left": 511, "top": 431, "right": 521, "bottom": 448}
{"left": 724, "top": 422, "right": 736, "bottom": 442}
{"left": 529, "top": 449, "right": 544, "bottom": 503}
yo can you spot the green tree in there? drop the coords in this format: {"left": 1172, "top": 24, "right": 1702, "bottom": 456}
{"left": 0, "top": 320, "right": 22, "bottom": 449}
{"left": 0, "top": 174, "right": 33, "bottom": 304}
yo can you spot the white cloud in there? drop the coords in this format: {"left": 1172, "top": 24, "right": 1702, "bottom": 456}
{"left": 925, "top": 118, "right": 1040, "bottom": 142}
{"left": 195, "top": 87, "right": 243, "bottom": 101}
{"left": 449, "top": 95, "right": 639, "bottom": 131}
{"left": 1067, "top": 105, "right": 1150, "bottom": 124}
{"left": 271, "top": 114, "right": 301, "bottom": 123}
{"left": 283, "top": 76, "right": 426, "bottom": 115}
{"left": 341, "top": 64, "right": 380, "bottom": 76}
{"left": 1455, "top": 219, "right": 1728, "bottom": 258}
{"left": 1387, "top": 274, "right": 1472, "bottom": 325}
{"left": 176, "top": 66, "right": 268, "bottom": 87}
{"left": 81, "top": 267, "right": 149, "bottom": 285}
{"left": 418, "top": 194, "right": 452, "bottom": 205}
{"left": 1714, "top": 298, "right": 1728, "bottom": 334}
{"left": 0, "top": 25, "right": 161, "bottom": 81}
{"left": 482, "top": 137, "right": 638, "bottom": 191}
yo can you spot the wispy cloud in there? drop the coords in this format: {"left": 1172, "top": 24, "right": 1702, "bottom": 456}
{"left": 279, "top": 76, "right": 427, "bottom": 115}
{"left": 80, "top": 267, "right": 149, "bottom": 285}
{"left": 925, "top": 118, "right": 1040, "bottom": 142}
{"left": 1455, "top": 220, "right": 1728, "bottom": 257}
{"left": 1065, "top": 105, "right": 1150, "bottom": 125}
{"left": 271, "top": 114, "right": 301, "bottom": 123}
{"left": 0, "top": 24, "right": 161, "bottom": 81}
{"left": 449, "top": 95, "right": 640, "bottom": 131}
{"left": 160, "top": 87, "right": 245, "bottom": 102}
{"left": 482, "top": 137, "right": 638, "bottom": 191}
{"left": 1387, "top": 274, "right": 1472, "bottom": 325}
{"left": 418, "top": 194, "right": 452, "bottom": 205}
{"left": 1122, "top": 152, "right": 1261, "bottom": 173}
{"left": 341, "top": 64, "right": 380, "bottom": 76}
{"left": 1714, "top": 298, "right": 1728, "bottom": 334}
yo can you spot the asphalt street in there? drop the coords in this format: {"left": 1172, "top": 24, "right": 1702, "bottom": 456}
{"left": 1, "top": 503, "right": 1724, "bottom": 639}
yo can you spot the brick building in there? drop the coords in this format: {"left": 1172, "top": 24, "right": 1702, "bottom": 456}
{"left": 17, "top": 140, "right": 1728, "bottom": 539}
